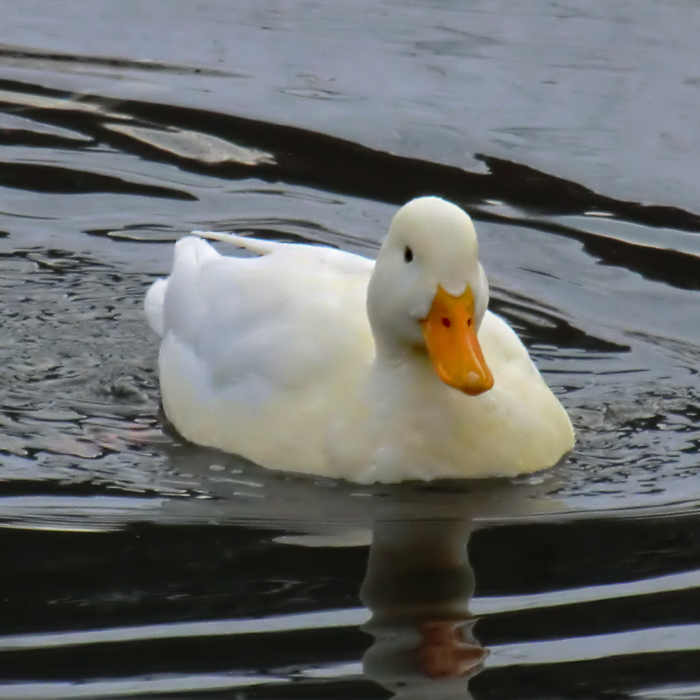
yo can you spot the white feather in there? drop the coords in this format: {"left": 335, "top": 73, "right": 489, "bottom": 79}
{"left": 146, "top": 197, "right": 574, "bottom": 483}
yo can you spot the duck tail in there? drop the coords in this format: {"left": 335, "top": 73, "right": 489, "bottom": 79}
{"left": 144, "top": 278, "right": 167, "bottom": 337}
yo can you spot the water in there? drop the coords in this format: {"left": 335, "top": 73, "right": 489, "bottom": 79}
{"left": 1, "top": 1, "right": 700, "bottom": 697}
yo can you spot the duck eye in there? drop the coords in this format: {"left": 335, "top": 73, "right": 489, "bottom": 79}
{"left": 404, "top": 246, "right": 413, "bottom": 263}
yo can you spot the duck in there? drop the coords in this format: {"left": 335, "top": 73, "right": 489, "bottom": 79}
{"left": 145, "top": 196, "right": 574, "bottom": 483}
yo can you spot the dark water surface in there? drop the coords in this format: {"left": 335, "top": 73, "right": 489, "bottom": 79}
{"left": 1, "top": 2, "right": 700, "bottom": 698}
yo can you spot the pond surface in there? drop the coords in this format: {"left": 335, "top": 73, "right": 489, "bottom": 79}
{"left": 1, "top": 2, "right": 700, "bottom": 698}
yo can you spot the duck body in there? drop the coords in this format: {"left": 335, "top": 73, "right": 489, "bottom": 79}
{"left": 146, "top": 198, "right": 574, "bottom": 483}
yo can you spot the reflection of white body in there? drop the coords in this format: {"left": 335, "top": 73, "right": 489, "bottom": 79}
{"left": 361, "top": 519, "right": 483, "bottom": 700}
{"left": 145, "top": 197, "right": 574, "bottom": 483}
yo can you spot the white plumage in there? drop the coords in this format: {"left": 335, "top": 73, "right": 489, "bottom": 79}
{"left": 146, "top": 197, "right": 574, "bottom": 483}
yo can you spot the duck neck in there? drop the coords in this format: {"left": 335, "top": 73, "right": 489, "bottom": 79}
{"left": 371, "top": 332, "right": 436, "bottom": 383}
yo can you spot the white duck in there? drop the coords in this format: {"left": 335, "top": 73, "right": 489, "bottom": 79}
{"left": 145, "top": 196, "right": 574, "bottom": 483}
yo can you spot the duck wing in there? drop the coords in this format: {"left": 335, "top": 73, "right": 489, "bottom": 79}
{"left": 149, "top": 235, "right": 375, "bottom": 395}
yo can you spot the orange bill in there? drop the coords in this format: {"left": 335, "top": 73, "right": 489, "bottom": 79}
{"left": 420, "top": 285, "right": 494, "bottom": 395}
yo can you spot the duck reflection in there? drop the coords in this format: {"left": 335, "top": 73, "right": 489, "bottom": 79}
{"left": 361, "top": 518, "right": 485, "bottom": 699}
{"left": 159, "top": 445, "right": 568, "bottom": 698}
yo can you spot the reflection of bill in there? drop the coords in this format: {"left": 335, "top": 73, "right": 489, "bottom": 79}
{"left": 418, "top": 620, "right": 487, "bottom": 680}
{"left": 361, "top": 519, "right": 486, "bottom": 699}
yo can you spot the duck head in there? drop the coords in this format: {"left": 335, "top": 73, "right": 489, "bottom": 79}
{"left": 367, "top": 197, "right": 494, "bottom": 395}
